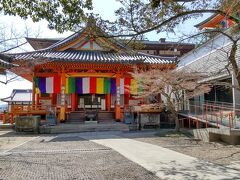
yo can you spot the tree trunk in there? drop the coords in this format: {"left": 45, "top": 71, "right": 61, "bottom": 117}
{"left": 229, "top": 41, "right": 240, "bottom": 87}
{"left": 166, "top": 97, "right": 180, "bottom": 132}
{"left": 173, "top": 112, "right": 180, "bottom": 132}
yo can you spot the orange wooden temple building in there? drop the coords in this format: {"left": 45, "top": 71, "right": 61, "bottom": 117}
{"left": 9, "top": 21, "right": 176, "bottom": 122}
{"left": 195, "top": 12, "right": 239, "bottom": 30}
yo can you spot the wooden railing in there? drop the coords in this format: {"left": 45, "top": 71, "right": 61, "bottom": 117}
{"left": 2, "top": 104, "right": 57, "bottom": 124}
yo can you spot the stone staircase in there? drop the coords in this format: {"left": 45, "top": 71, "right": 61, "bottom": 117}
{"left": 98, "top": 111, "right": 115, "bottom": 122}
{"left": 67, "top": 111, "right": 85, "bottom": 123}
{"left": 40, "top": 122, "right": 129, "bottom": 134}
{"left": 67, "top": 111, "right": 115, "bottom": 123}
{"left": 39, "top": 111, "right": 127, "bottom": 134}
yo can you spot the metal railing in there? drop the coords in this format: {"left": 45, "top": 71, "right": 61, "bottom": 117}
{"left": 180, "top": 101, "right": 240, "bottom": 129}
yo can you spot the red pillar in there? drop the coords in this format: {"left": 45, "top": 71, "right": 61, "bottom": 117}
{"left": 32, "top": 76, "right": 36, "bottom": 109}
{"left": 52, "top": 93, "right": 57, "bottom": 106}
{"left": 124, "top": 94, "right": 130, "bottom": 106}
{"left": 106, "top": 94, "right": 111, "bottom": 111}
{"left": 71, "top": 93, "right": 77, "bottom": 111}
{"left": 76, "top": 94, "right": 78, "bottom": 110}
{"left": 36, "top": 94, "right": 40, "bottom": 107}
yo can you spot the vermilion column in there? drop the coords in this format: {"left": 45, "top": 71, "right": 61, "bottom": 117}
{"left": 76, "top": 94, "right": 78, "bottom": 110}
{"left": 36, "top": 94, "right": 40, "bottom": 107}
{"left": 115, "top": 74, "right": 121, "bottom": 121}
{"left": 52, "top": 93, "right": 57, "bottom": 106}
{"left": 124, "top": 94, "right": 130, "bottom": 106}
{"left": 32, "top": 75, "right": 36, "bottom": 108}
{"left": 71, "top": 93, "right": 77, "bottom": 111}
{"left": 106, "top": 94, "right": 111, "bottom": 111}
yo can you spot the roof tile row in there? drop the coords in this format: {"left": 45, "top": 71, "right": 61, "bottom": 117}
{"left": 13, "top": 50, "right": 176, "bottom": 64}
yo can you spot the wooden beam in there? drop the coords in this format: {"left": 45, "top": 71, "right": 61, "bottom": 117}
{"left": 34, "top": 72, "right": 59, "bottom": 77}
{"left": 57, "top": 32, "right": 88, "bottom": 51}
{"left": 66, "top": 72, "right": 116, "bottom": 77}
{"left": 95, "top": 36, "right": 122, "bottom": 52}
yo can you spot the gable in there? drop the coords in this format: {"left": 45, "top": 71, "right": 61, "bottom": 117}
{"left": 71, "top": 38, "right": 103, "bottom": 51}
{"left": 53, "top": 29, "right": 125, "bottom": 52}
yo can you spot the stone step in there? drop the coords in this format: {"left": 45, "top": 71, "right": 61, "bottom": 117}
{"left": 39, "top": 123, "right": 129, "bottom": 134}
{"left": 68, "top": 117, "right": 85, "bottom": 120}
{"left": 68, "top": 111, "right": 115, "bottom": 122}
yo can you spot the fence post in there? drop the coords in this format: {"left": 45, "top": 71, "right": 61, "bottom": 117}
{"left": 216, "top": 114, "right": 218, "bottom": 128}
{"left": 220, "top": 110, "right": 223, "bottom": 126}
{"left": 229, "top": 113, "right": 231, "bottom": 130}
{"left": 2, "top": 114, "right": 6, "bottom": 124}
{"left": 210, "top": 105, "right": 213, "bottom": 122}
{"left": 196, "top": 117, "right": 199, "bottom": 129}
{"left": 182, "top": 118, "right": 184, "bottom": 128}
{"left": 10, "top": 113, "right": 14, "bottom": 124}
{"left": 188, "top": 114, "right": 191, "bottom": 129}
{"left": 232, "top": 111, "right": 235, "bottom": 128}
{"left": 206, "top": 105, "right": 208, "bottom": 128}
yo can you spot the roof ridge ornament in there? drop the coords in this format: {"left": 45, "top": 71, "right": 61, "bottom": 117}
{"left": 86, "top": 14, "right": 97, "bottom": 32}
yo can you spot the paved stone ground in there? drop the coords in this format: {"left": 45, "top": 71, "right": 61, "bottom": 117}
{"left": 1, "top": 130, "right": 240, "bottom": 179}
{"left": 121, "top": 131, "right": 240, "bottom": 166}
{"left": 78, "top": 131, "right": 240, "bottom": 180}
{"left": 0, "top": 132, "right": 159, "bottom": 180}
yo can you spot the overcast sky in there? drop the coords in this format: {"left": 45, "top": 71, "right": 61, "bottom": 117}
{"left": 0, "top": 0, "right": 209, "bottom": 103}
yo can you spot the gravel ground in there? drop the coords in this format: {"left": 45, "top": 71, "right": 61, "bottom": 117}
{"left": 125, "top": 131, "right": 240, "bottom": 166}
{"left": 0, "top": 134, "right": 159, "bottom": 180}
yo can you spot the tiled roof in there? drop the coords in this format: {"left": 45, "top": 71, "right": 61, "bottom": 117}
{"left": 194, "top": 13, "right": 218, "bottom": 28}
{"left": 177, "top": 32, "right": 240, "bottom": 79}
{"left": 142, "top": 40, "right": 194, "bottom": 46}
{"left": 45, "top": 27, "right": 130, "bottom": 51}
{"left": 0, "top": 54, "right": 17, "bottom": 69}
{"left": 45, "top": 30, "right": 85, "bottom": 50}
{"left": 12, "top": 50, "right": 176, "bottom": 64}
{"left": 26, "top": 37, "right": 194, "bottom": 50}
{"left": 1, "top": 89, "right": 32, "bottom": 102}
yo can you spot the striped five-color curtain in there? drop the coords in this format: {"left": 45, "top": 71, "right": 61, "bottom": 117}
{"left": 35, "top": 77, "right": 143, "bottom": 95}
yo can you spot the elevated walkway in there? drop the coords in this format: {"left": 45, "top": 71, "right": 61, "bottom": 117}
{"left": 179, "top": 102, "right": 240, "bottom": 129}
{"left": 178, "top": 102, "right": 240, "bottom": 144}
{"left": 178, "top": 112, "right": 239, "bottom": 129}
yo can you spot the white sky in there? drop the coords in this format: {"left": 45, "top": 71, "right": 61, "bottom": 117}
{"left": 0, "top": 0, "right": 209, "bottom": 103}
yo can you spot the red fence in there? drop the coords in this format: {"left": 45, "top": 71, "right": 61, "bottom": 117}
{"left": 179, "top": 101, "right": 240, "bottom": 129}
